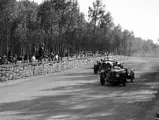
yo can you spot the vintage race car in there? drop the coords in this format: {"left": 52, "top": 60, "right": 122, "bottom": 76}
{"left": 100, "top": 65, "right": 135, "bottom": 86}
{"left": 100, "top": 66, "right": 127, "bottom": 86}
{"left": 104, "top": 58, "right": 123, "bottom": 68}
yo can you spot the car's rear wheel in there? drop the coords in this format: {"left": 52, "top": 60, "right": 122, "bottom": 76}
{"left": 100, "top": 74, "right": 105, "bottom": 85}
{"left": 131, "top": 77, "right": 133, "bottom": 82}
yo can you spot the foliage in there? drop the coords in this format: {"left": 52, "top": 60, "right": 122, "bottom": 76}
{"left": 0, "top": 0, "right": 158, "bottom": 57}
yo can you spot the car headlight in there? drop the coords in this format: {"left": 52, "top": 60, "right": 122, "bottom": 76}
{"left": 116, "top": 73, "right": 119, "bottom": 77}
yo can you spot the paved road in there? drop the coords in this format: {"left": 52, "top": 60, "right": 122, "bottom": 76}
{"left": 0, "top": 57, "right": 159, "bottom": 120}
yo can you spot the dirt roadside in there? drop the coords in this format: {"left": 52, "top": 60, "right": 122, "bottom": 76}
{"left": 121, "top": 57, "right": 159, "bottom": 120}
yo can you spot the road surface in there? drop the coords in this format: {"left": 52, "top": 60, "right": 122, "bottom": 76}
{"left": 0, "top": 57, "right": 159, "bottom": 120}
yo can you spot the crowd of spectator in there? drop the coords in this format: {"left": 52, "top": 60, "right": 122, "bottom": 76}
{"left": 0, "top": 47, "right": 95, "bottom": 65}
{"left": 0, "top": 52, "right": 60, "bottom": 65}
{"left": 0, "top": 45, "right": 61, "bottom": 65}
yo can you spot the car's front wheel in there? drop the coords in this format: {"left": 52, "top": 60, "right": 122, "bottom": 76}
{"left": 94, "top": 66, "right": 98, "bottom": 74}
{"left": 100, "top": 74, "right": 105, "bottom": 85}
{"left": 94, "top": 69, "right": 97, "bottom": 74}
{"left": 123, "top": 78, "right": 126, "bottom": 86}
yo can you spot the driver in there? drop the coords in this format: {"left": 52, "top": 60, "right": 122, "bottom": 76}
{"left": 100, "top": 62, "right": 112, "bottom": 71}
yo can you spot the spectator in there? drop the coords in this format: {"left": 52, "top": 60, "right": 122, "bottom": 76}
{"left": 65, "top": 52, "right": 68, "bottom": 57}
{"left": 77, "top": 55, "right": 80, "bottom": 60}
{"left": 55, "top": 54, "right": 58, "bottom": 62}
{"left": 17, "top": 55, "right": 23, "bottom": 61}
{"left": 38, "top": 46, "right": 44, "bottom": 62}
{"left": 2, "top": 54, "right": 7, "bottom": 64}
{"left": 12, "top": 54, "right": 17, "bottom": 64}
{"left": 31, "top": 55, "right": 36, "bottom": 62}
{"left": 24, "top": 54, "right": 29, "bottom": 63}
{"left": 50, "top": 52, "right": 54, "bottom": 61}
{"left": 8, "top": 50, "right": 13, "bottom": 59}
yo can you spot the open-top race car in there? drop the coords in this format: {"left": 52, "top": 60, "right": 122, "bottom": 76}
{"left": 94, "top": 58, "right": 115, "bottom": 74}
{"left": 103, "top": 58, "right": 124, "bottom": 68}
{"left": 100, "top": 62, "right": 135, "bottom": 86}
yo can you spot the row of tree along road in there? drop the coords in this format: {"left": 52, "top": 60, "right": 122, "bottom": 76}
{"left": 0, "top": 0, "right": 159, "bottom": 60}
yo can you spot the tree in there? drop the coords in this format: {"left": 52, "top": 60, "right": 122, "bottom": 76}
{"left": 0, "top": 0, "right": 158, "bottom": 58}
{"left": 88, "top": 0, "right": 105, "bottom": 53}
{"left": 112, "top": 24, "right": 123, "bottom": 54}
{"left": 98, "top": 11, "right": 114, "bottom": 53}
{"left": 0, "top": 0, "right": 16, "bottom": 56}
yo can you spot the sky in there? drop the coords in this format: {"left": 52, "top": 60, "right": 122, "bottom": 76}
{"left": 22, "top": 0, "right": 159, "bottom": 43}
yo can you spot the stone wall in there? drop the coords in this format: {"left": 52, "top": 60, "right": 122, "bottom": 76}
{"left": 0, "top": 55, "right": 130, "bottom": 82}
{"left": 0, "top": 58, "right": 92, "bottom": 82}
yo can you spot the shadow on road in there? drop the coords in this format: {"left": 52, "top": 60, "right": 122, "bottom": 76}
{"left": 0, "top": 61, "right": 159, "bottom": 120}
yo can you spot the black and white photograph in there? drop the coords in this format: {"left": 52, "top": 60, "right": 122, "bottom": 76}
{"left": 0, "top": 0, "right": 159, "bottom": 119}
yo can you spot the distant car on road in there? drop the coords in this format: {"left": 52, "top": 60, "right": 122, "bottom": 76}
{"left": 94, "top": 60, "right": 101, "bottom": 74}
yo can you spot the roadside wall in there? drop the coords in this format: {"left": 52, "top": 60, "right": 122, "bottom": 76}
{"left": 0, "top": 58, "right": 93, "bottom": 82}
{"left": 0, "top": 55, "right": 131, "bottom": 82}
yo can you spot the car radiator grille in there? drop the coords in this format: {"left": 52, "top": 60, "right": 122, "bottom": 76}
{"left": 110, "top": 72, "right": 116, "bottom": 77}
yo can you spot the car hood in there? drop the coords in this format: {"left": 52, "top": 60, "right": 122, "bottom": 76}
{"left": 111, "top": 69, "right": 126, "bottom": 73}
{"left": 104, "top": 61, "right": 114, "bottom": 65}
